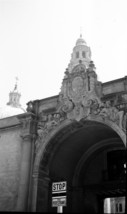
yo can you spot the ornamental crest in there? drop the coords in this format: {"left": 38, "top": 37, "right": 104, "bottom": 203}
{"left": 69, "top": 76, "right": 86, "bottom": 103}
{"left": 58, "top": 61, "right": 102, "bottom": 121}
{"left": 57, "top": 61, "right": 126, "bottom": 128}
{"left": 62, "top": 63, "right": 87, "bottom": 103}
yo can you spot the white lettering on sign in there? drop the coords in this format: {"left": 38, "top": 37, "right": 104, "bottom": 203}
{"left": 52, "top": 196, "right": 66, "bottom": 207}
{"left": 52, "top": 181, "right": 67, "bottom": 193}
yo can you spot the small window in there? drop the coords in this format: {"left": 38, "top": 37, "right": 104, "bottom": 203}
{"left": 76, "top": 51, "right": 79, "bottom": 58}
{"left": 82, "top": 51, "right": 85, "bottom": 58}
{"left": 119, "top": 203, "right": 122, "bottom": 212}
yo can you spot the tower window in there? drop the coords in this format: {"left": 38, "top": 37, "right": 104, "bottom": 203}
{"left": 76, "top": 51, "right": 79, "bottom": 58}
{"left": 82, "top": 51, "right": 86, "bottom": 58}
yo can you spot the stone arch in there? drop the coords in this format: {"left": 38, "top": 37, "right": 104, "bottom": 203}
{"left": 34, "top": 118, "right": 126, "bottom": 174}
{"left": 31, "top": 118, "right": 126, "bottom": 212}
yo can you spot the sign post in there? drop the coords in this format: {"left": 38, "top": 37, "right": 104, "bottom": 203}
{"left": 52, "top": 181, "right": 67, "bottom": 213}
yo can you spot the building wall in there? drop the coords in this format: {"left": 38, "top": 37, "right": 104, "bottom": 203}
{"left": 0, "top": 113, "right": 35, "bottom": 212}
{"left": 102, "top": 77, "right": 127, "bottom": 95}
{"left": 0, "top": 117, "right": 22, "bottom": 211}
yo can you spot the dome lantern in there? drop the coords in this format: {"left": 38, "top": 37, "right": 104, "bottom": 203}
{"left": 0, "top": 78, "right": 25, "bottom": 119}
{"left": 7, "top": 77, "right": 21, "bottom": 108}
{"left": 76, "top": 34, "right": 86, "bottom": 46}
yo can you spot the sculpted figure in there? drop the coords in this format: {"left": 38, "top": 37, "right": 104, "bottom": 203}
{"left": 37, "top": 113, "right": 61, "bottom": 142}
{"left": 37, "top": 120, "right": 47, "bottom": 139}
{"left": 81, "top": 97, "right": 90, "bottom": 118}
{"left": 99, "top": 101, "right": 124, "bottom": 129}
{"left": 45, "top": 114, "right": 58, "bottom": 131}
{"left": 89, "top": 99, "right": 100, "bottom": 115}
{"left": 99, "top": 102, "right": 110, "bottom": 118}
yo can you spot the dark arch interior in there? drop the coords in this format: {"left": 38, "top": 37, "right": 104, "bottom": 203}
{"left": 37, "top": 121, "right": 126, "bottom": 213}
{"left": 48, "top": 122, "right": 123, "bottom": 181}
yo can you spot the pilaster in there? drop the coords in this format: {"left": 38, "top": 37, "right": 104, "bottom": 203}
{"left": 15, "top": 113, "right": 37, "bottom": 211}
{"left": 31, "top": 169, "right": 50, "bottom": 212}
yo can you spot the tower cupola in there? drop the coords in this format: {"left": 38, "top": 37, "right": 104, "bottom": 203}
{"left": 68, "top": 34, "right": 91, "bottom": 73}
{"left": 7, "top": 77, "right": 21, "bottom": 108}
{"left": 0, "top": 78, "right": 25, "bottom": 119}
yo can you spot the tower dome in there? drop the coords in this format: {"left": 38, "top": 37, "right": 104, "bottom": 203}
{"left": 0, "top": 78, "right": 25, "bottom": 119}
{"left": 76, "top": 34, "right": 86, "bottom": 46}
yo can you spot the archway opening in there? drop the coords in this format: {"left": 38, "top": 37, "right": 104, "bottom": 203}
{"left": 36, "top": 121, "right": 126, "bottom": 213}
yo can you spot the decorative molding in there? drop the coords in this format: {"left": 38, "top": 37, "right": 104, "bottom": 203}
{"left": 35, "top": 62, "right": 127, "bottom": 153}
{"left": 17, "top": 113, "right": 37, "bottom": 142}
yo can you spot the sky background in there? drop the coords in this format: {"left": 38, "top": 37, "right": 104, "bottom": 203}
{"left": 0, "top": 0, "right": 127, "bottom": 109}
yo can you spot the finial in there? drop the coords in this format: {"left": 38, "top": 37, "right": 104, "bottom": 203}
{"left": 80, "top": 26, "right": 82, "bottom": 38}
{"left": 14, "top": 76, "right": 19, "bottom": 91}
{"left": 15, "top": 76, "right": 19, "bottom": 83}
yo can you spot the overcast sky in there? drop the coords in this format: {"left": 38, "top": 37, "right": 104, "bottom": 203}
{"left": 0, "top": 0, "right": 127, "bottom": 108}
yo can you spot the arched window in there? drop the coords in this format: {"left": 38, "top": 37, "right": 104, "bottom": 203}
{"left": 82, "top": 51, "right": 85, "bottom": 58}
{"left": 76, "top": 51, "right": 79, "bottom": 58}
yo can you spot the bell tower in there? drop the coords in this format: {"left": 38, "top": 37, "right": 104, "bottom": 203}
{"left": 59, "top": 35, "right": 102, "bottom": 121}
{"left": 68, "top": 34, "right": 91, "bottom": 73}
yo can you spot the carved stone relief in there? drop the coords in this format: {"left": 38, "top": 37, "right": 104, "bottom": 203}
{"left": 35, "top": 112, "right": 65, "bottom": 153}
{"left": 35, "top": 62, "right": 127, "bottom": 153}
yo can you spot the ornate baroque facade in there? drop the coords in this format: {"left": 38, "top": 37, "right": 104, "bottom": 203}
{"left": 28, "top": 36, "right": 127, "bottom": 154}
{"left": 0, "top": 35, "right": 126, "bottom": 212}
